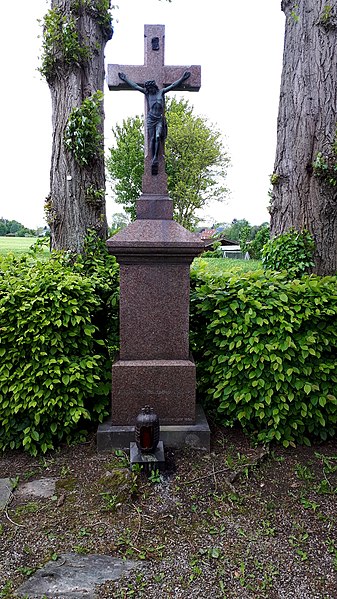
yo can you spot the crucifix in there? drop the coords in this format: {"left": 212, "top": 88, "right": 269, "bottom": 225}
{"left": 99, "top": 25, "right": 209, "bottom": 452}
{"left": 107, "top": 24, "right": 201, "bottom": 195}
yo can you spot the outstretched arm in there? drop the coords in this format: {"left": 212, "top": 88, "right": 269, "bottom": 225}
{"left": 162, "top": 70, "right": 191, "bottom": 94}
{"left": 118, "top": 72, "right": 145, "bottom": 94}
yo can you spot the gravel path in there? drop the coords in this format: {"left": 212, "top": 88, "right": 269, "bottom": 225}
{"left": 1, "top": 426, "right": 337, "bottom": 598}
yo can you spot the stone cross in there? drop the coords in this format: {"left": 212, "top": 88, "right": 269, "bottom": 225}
{"left": 107, "top": 24, "right": 201, "bottom": 195}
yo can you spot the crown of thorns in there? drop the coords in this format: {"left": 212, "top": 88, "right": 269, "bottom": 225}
{"left": 145, "top": 80, "right": 158, "bottom": 90}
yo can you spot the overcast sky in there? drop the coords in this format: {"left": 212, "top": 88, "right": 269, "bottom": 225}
{"left": 0, "top": 0, "right": 285, "bottom": 229}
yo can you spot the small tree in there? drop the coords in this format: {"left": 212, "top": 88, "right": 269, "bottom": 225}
{"left": 109, "top": 212, "right": 131, "bottom": 235}
{"left": 107, "top": 98, "right": 230, "bottom": 229}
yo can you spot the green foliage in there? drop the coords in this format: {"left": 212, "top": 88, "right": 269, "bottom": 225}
{"left": 190, "top": 267, "right": 337, "bottom": 447}
{"left": 215, "top": 219, "right": 249, "bottom": 243}
{"left": 214, "top": 220, "right": 270, "bottom": 260}
{"left": 85, "top": 185, "right": 105, "bottom": 206}
{"left": 248, "top": 224, "right": 270, "bottom": 259}
{"left": 313, "top": 151, "right": 337, "bottom": 187}
{"left": 165, "top": 98, "right": 229, "bottom": 229}
{"left": 107, "top": 115, "right": 144, "bottom": 220}
{"left": 237, "top": 224, "right": 252, "bottom": 254}
{"left": 109, "top": 212, "right": 131, "bottom": 236}
{"left": 71, "top": 0, "right": 114, "bottom": 35}
{"left": 107, "top": 98, "right": 230, "bottom": 229}
{"left": 0, "top": 218, "right": 36, "bottom": 238}
{"left": 202, "top": 241, "right": 222, "bottom": 258}
{"left": 319, "top": 4, "right": 336, "bottom": 28}
{"left": 64, "top": 91, "right": 104, "bottom": 166}
{"left": 270, "top": 173, "right": 280, "bottom": 186}
{"left": 39, "top": 1, "right": 114, "bottom": 80}
{"left": 290, "top": 4, "right": 300, "bottom": 23}
{"left": 39, "top": 7, "right": 91, "bottom": 80}
{"left": 261, "top": 229, "right": 315, "bottom": 276}
{"left": 0, "top": 233, "right": 119, "bottom": 455}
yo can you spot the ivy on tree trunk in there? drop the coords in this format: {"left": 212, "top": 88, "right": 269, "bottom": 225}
{"left": 41, "top": 0, "right": 113, "bottom": 252}
{"left": 270, "top": 0, "right": 337, "bottom": 275}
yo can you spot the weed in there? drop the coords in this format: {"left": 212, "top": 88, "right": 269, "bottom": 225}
{"left": 315, "top": 479, "right": 336, "bottom": 495}
{"left": 260, "top": 519, "right": 277, "bottom": 537}
{"left": 100, "top": 491, "right": 120, "bottom": 511}
{"left": 73, "top": 544, "right": 89, "bottom": 554}
{"left": 295, "top": 463, "right": 315, "bottom": 481}
{"left": 23, "top": 469, "right": 40, "bottom": 481}
{"left": 60, "top": 465, "right": 71, "bottom": 477}
{"left": 16, "top": 565, "right": 37, "bottom": 576}
{"left": 115, "top": 528, "right": 164, "bottom": 561}
{"left": 0, "top": 581, "right": 13, "bottom": 598}
{"left": 78, "top": 527, "right": 91, "bottom": 538}
{"left": 148, "top": 468, "right": 161, "bottom": 484}
{"left": 315, "top": 452, "right": 337, "bottom": 472}
{"left": 15, "top": 502, "right": 40, "bottom": 515}
{"left": 300, "top": 495, "right": 320, "bottom": 511}
{"left": 289, "top": 529, "right": 309, "bottom": 561}
{"left": 112, "top": 572, "right": 148, "bottom": 597}
{"left": 106, "top": 449, "right": 130, "bottom": 470}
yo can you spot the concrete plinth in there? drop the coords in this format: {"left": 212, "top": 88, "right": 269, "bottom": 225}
{"left": 97, "top": 404, "right": 210, "bottom": 452}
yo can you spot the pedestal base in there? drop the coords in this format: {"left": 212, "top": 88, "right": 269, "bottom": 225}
{"left": 111, "top": 358, "right": 196, "bottom": 425}
{"left": 97, "top": 404, "right": 210, "bottom": 452}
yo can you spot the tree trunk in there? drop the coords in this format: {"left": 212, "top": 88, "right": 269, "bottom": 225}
{"left": 270, "top": 0, "right": 337, "bottom": 275}
{"left": 43, "top": 0, "right": 113, "bottom": 252}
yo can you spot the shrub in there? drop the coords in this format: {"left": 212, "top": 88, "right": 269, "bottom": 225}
{"left": 190, "top": 268, "right": 337, "bottom": 447}
{"left": 248, "top": 224, "right": 270, "bottom": 259}
{"left": 261, "top": 228, "right": 315, "bottom": 276}
{"left": 0, "top": 237, "right": 119, "bottom": 455}
{"left": 202, "top": 241, "right": 223, "bottom": 258}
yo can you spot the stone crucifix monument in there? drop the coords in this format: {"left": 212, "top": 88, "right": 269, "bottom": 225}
{"left": 97, "top": 24, "right": 210, "bottom": 451}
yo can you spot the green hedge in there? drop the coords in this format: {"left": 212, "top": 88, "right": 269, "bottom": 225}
{"left": 190, "top": 269, "right": 337, "bottom": 447}
{"left": 2, "top": 241, "right": 337, "bottom": 454}
{"left": 0, "top": 239, "right": 119, "bottom": 455}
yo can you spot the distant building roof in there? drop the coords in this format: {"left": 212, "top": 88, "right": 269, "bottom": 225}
{"left": 200, "top": 229, "right": 216, "bottom": 241}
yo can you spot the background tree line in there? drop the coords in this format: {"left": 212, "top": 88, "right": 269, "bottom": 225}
{"left": 0, "top": 218, "right": 36, "bottom": 237}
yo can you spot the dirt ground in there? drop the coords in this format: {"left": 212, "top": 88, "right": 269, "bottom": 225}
{"left": 1, "top": 421, "right": 337, "bottom": 598}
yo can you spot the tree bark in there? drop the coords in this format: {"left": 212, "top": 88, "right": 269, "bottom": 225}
{"left": 45, "top": 0, "right": 113, "bottom": 252}
{"left": 270, "top": 0, "right": 337, "bottom": 275}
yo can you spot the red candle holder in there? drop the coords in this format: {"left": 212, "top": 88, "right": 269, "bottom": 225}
{"left": 135, "top": 406, "right": 160, "bottom": 453}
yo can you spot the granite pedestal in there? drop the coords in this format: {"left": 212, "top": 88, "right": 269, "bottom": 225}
{"left": 97, "top": 202, "right": 210, "bottom": 451}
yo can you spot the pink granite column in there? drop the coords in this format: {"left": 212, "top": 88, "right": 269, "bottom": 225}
{"left": 107, "top": 217, "right": 204, "bottom": 426}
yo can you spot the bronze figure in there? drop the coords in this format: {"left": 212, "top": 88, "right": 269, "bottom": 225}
{"left": 118, "top": 70, "right": 191, "bottom": 174}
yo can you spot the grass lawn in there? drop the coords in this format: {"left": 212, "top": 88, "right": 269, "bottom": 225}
{"left": 0, "top": 237, "right": 49, "bottom": 256}
{"left": 193, "top": 256, "right": 263, "bottom": 276}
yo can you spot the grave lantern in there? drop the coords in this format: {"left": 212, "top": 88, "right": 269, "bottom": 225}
{"left": 135, "top": 406, "right": 160, "bottom": 453}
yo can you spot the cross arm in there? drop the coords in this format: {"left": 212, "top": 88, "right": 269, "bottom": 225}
{"left": 107, "top": 64, "right": 201, "bottom": 91}
{"left": 107, "top": 65, "right": 152, "bottom": 90}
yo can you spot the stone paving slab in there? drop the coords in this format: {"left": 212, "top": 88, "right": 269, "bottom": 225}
{"left": 15, "top": 553, "right": 144, "bottom": 598}
{"left": 16, "top": 478, "right": 57, "bottom": 499}
{"left": 0, "top": 478, "right": 15, "bottom": 510}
